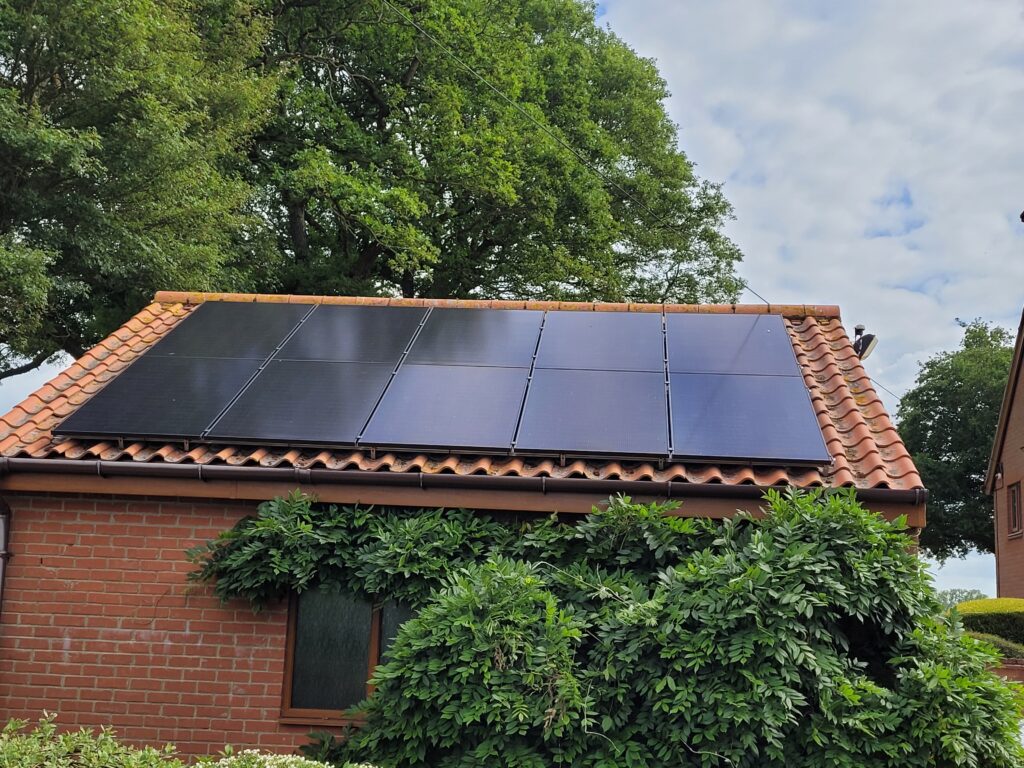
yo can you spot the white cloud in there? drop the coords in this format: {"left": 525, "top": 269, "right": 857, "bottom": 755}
{"left": 603, "top": 0, "right": 1024, "bottom": 584}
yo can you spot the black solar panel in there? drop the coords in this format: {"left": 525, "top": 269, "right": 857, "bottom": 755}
{"left": 56, "top": 356, "right": 260, "bottom": 439}
{"left": 534, "top": 311, "right": 664, "bottom": 372}
{"left": 153, "top": 301, "right": 310, "bottom": 359}
{"left": 56, "top": 300, "right": 833, "bottom": 467}
{"left": 206, "top": 361, "right": 394, "bottom": 445}
{"left": 361, "top": 364, "right": 529, "bottom": 451}
{"left": 276, "top": 305, "right": 426, "bottom": 364}
{"left": 666, "top": 314, "right": 799, "bottom": 376}
{"left": 669, "top": 373, "right": 829, "bottom": 463}
{"left": 515, "top": 368, "right": 669, "bottom": 455}
{"left": 405, "top": 308, "right": 542, "bottom": 367}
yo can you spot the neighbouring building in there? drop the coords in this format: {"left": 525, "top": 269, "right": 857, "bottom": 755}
{"left": 0, "top": 292, "right": 925, "bottom": 757}
{"left": 988, "top": 309, "right": 1024, "bottom": 597}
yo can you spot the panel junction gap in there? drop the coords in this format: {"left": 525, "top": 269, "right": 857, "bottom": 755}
{"left": 509, "top": 310, "right": 548, "bottom": 455}
{"left": 200, "top": 303, "right": 320, "bottom": 438}
{"left": 661, "top": 311, "right": 673, "bottom": 455}
{"left": 355, "top": 306, "right": 434, "bottom": 444}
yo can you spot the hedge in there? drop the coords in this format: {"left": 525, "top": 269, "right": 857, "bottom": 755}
{"left": 957, "top": 598, "right": 1024, "bottom": 646}
{"left": 192, "top": 488, "right": 1024, "bottom": 768}
{"left": 966, "top": 631, "right": 1024, "bottom": 661}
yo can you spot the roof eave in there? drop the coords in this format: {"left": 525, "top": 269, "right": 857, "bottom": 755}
{"left": 0, "top": 456, "right": 927, "bottom": 525}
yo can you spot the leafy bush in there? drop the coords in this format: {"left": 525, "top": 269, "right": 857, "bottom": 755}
{"left": 966, "top": 631, "right": 1024, "bottom": 661}
{"left": 199, "top": 749, "right": 354, "bottom": 767}
{"left": 1, "top": 715, "right": 184, "bottom": 768}
{"left": 192, "top": 490, "right": 1024, "bottom": 768}
{"left": 958, "top": 598, "right": 1024, "bottom": 645}
{"left": 0, "top": 716, "right": 351, "bottom": 768}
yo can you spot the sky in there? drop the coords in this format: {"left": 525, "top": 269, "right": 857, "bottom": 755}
{"left": 597, "top": 0, "right": 1024, "bottom": 592}
{"left": 2, "top": 0, "right": 1021, "bottom": 593}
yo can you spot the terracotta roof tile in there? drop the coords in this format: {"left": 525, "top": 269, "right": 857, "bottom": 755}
{"left": 0, "top": 293, "right": 922, "bottom": 491}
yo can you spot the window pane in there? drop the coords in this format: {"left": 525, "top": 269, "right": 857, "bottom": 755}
{"left": 291, "top": 590, "right": 372, "bottom": 710}
{"left": 380, "top": 601, "right": 416, "bottom": 661}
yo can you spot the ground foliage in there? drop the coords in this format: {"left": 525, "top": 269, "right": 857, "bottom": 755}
{"left": 897, "top": 319, "right": 1014, "bottom": 559}
{"left": 189, "top": 489, "right": 1024, "bottom": 768}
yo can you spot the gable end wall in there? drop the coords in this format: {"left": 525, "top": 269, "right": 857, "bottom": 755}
{"left": 996, "top": 372, "right": 1024, "bottom": 597}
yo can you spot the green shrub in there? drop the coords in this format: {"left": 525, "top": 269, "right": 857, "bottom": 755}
{"left": 199, "top": 749, "right": 353, "bottom": 767}
{"left": 966, "top": 631, "right": 1024, "bottom": 661}
{"left": 192, "top": 489, "right": 1024, "bottom": 768}
{"left": 0, "top": 715, "right": 184, "bottom": 768}
{"left": 958, "top": 598, "right": 1024, "bottom": 645}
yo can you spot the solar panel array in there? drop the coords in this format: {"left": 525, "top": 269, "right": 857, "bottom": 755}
{"left": 56, "top": 303, "right": 831, "bottom": 465}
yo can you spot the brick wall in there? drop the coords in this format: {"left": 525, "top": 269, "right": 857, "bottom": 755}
{"left": 0, "top": 492, "right": 316, "bottom": 758}
{"left": 996, "top": 371, "right": 1024, "bottom": 597}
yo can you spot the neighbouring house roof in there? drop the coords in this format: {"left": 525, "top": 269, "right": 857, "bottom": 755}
{"left": 0, "top": 292, "right": 924, "bottom": 519}
{"left": 986, "top": 307, "right": 1024, "bottom": 494}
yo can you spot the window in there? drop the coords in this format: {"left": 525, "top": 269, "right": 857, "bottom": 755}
{"left": 282, "top": 591, "right": 414, "bottom": 724}
{"left": 1010, "top": 482, "right": 1022, "bottom": 537}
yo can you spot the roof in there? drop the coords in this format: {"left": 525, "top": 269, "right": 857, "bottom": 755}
{"left": 986, "top": 307, "right": 1024, "bottom": 493}
{"left": 0, "top": 292, "right": 922, "bottom": 493}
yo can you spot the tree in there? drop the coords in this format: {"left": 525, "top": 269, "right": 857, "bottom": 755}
{"left": 935, "top": 588, "right": 988, "bottom": 610}
{"left": 247, "top": 0, "right": 742, "bottom": 301}
{"left": 898, "top": 320, "right": 1014, "bottom": 560}
{"left": 0, "top": 0, "right": 272, "bottom": 379}
{"left": 1, "top": 0, "right": 744, "bottom": 381}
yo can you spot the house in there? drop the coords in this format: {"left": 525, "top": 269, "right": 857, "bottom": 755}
{"left": 987, "top": 310, "right": 1024, "bottom": 597}
{"left": 0, "top": 292, "right": 924, "bottom": 757}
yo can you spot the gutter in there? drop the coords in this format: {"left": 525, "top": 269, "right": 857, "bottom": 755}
{"left": 0, "top": 456, "right": 928, "bottom": 506}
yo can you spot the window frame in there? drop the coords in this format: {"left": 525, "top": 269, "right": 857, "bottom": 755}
{"left": 279, "top": 592, "right": 382, "bottom": 726}
{"left": 1009, "top": 482, "right": 1022, "bottom": 538}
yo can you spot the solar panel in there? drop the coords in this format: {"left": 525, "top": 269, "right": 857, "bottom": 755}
{"left": 669, "top": 373, "right": 829, "bottom": 463}
{"left": 56, "top": 356, "right": 261, "bottom": 439}
{"left": 534, "top": 311, "right": 664, "bottom": 372}
{"left": 666, "top": 314, "right": 799, "bottom": 376}
{"left": 276, "top": 305, "right": 426, "bottom": 364}
{"left": 360, "top": 364, "right": 529, "bottom": 451}
{"left": 206, "top": 361, "right": 394, "bottom": 445}
{"left": 153, "top": 301, "right": 310, "bottom": 359}
{"left": 515, "top": 368, "right": 669, "bottom": 456}
{"left": 405, "top": 308, "right": 543, "bottom": 367}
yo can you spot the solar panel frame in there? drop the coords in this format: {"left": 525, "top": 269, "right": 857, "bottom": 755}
{"left": 150, "top": 301, "right": 312, "bottom": 359}
{"left": 275, "top": 304, "right": 428, "bottom": 364}
{"left": 54, "top": 355, "right": 263, "bottom": 440}
{"left": 205, "top": 360, "right": 395, "bottom": 446}
{"left": 514, "top": 368, "right": 670, "bottom": 457}
{"left": 665, "top": 313, "right": 801, "bottom": 376}
{"left": 534, "top": 311, "right": 666, "bottom": 372}
{"left": 404, "top": 308, "right": 544, "bottom": 368}
{"left": 359, "top": 364, "right": 530, "bottom": 452}
{"left": 669, "top": 372, "right": 830, "bottom": 464}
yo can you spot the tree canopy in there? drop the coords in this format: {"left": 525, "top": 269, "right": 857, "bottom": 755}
{"left": 0, "top": 0, "right": 742, "bottom": 380}
{"left": 897, "top": 320, "right": 1014, "bottom": 560}
{"left": 0, "top": 0, "right": 272, "bottom": 379}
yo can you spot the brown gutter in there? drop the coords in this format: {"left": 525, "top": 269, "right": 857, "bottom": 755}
{"left": 0, "top": 456, "right": 927, "bottom": 510}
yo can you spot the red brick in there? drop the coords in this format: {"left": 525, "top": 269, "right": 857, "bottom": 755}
{"left": 0, "top": 494, "right": 314, "bottom": 758}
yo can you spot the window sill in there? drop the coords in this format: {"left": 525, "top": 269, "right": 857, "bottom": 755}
{"left": 1008, "top": 531, "right": 1023, "bottom": 540}
{"left": 279, "top": 710, "right": 365, "bottom": 728}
